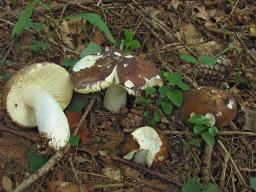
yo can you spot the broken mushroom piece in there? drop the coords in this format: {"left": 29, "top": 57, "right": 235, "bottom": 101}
{"left": 3, "top": 63, "right": 73, "bottom": 150}
{"left": 120, "top": 126, "right": 169, "bottom": 167}
{"left": 176, "top": 86, "right": 238, "bottom": 128}
{"left": 71, "top": 48, "right": 163, "bottom": 113}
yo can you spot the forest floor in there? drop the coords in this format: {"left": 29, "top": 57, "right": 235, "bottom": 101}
{"left": 0, "top": 0, "right": 256, "bottom": 192}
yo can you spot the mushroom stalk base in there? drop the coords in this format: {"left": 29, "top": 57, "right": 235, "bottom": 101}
{"left": 23, "top": 84, "right": 70, "bottom": 150}
{"left": 103, "top": 84, "right": 127, "bottom": 113}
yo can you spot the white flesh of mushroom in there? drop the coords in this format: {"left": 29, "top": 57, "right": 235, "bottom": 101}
{"left": 123, "top": 126, "right": 162, "bottom": 167}
{"left": 23, "top": 84, "right": 70, "bottom": 150}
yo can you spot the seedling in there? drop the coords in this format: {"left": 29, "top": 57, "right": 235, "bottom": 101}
{"left": 188, "top": 113, "right": 219, "bottom": 147}
{"left": 136, "top": 71, "right": 190, "bottom": 125}
{"left": 120, "top": 29, "right": 141, "bottom": 54}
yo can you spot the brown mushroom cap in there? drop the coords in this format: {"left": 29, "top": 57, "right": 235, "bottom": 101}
{"left": 176, "top": 86, "right": 238, "bottom": 128}
{"left": 70, "top": 47, "right": 162, "bottom": 95}
{"left": 120, "top": 127, "right": 169, "bottom": 167}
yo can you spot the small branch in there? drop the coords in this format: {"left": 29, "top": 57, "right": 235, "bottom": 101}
{"left": 219, "top": 153, "right": 229, "bottom": 191}
{"left": 218, "top": 140, "right": 247, "bottom": 188}
{"left": 13, "top": 98, "right": 95, "bottom": 191}
{"left": 69, "top": 157, "right": 84, "bottom": 192}
{"left": 113, "top": 156, "right": 183, "bottom": 187}
{"left": 202, "top": 145, "right": 213, "bottom": 184}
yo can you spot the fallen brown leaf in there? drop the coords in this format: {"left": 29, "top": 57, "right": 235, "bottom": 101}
{"left": 48, "top": 180, "right": 89, "bottom": 192}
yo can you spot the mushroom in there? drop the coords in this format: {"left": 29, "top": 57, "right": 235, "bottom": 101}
{"left": 3, "top": 63, "right": 73, "bottom": 149}
{"left": 176, "top": 86, "right": 237, "bottom": 128}
{"left": 120, "top": 126, "right": 169, "bottom": 167}
{"left": 70, "top": 48, "right": 163, "bottom": 113}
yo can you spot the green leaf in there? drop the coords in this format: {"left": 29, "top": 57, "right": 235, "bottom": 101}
{"left": 198, "top": 55, "right": 217, "bottom": 66}
{"left": 250, "top": 177, "right": 256, "bottom": 191}
{"left": 123, "top": 28, "right": 134, "bottom": 41}
{"left": 176, "top": 81, "right": 190, "bottom": 91}
{"left": 182, "top": 177, "right": 201, "bottom": 192}
{"left": 208, "top": 126, "right": 218, "bottom": 137}
{"left": 63, "top": 58, "right": 79, "bottom": 67}
{"left": 159, "top": 99, "right": 173, "bottom": 115}
{"left": 191, "top": 137, "right": 201, "bottom": 147}
{"left": 12, "top": 1, "right": 33, "bottom": 38}
{"left": 0, "top": 72, "right": 12, "bottom": 81}
{"left": 67, "top": 13, "right": 116, "bottom": 44}
{"left": 193, "top": 124, "right": 207, "bottom": 135}
{"left": 31, "top": 40, "right": 48, "bottom": 53}
{"left": 167, "top": 90, "right": 183, "bottom": 107}
{"left": 136, "top": 96, "right": 151, "bottom": 107}
{"left": 180, "top": 53, "right": 198, "bottom": 64}
{"left": 126, "top": 40, "right": 141, "bottom": 50}
{"left": 145, "top": 87, "right": 156, "bottom": 97}
{"left": 158, "top": 86, "right": 172, "bottom": 97}
{"left": 203, "top": 183, "right": 219, "bottom": 192}
{"left": 143, "top": 111, "right": 149, "bottom": 117}
{"left": 66, "top": 94, "right": 88, "bottom": 112}
{"left": 150, "top": 110, "right": 161, "bottom": 125}
{"left": 27, "top": 149, "right": 49, "bottom": 173}
{"left": 28, "top": 21, "right": 45, "bottom": 32}
{"left": 188, "top": 114, "right": 211, "bottom": 125}
{"left": 80, "top": 41, "right": 102, "bottom": 58}
{"left": 163, "top": 72, "right": 182, "bottom": 85}
{"left": 34, "top": 0, "right": 51, "bottom": 11}
{"left": 69, "top": 134, "right": 80, "bottom": 147}
{"left": 201, "top": 131, "right": 215, "bottom": 146}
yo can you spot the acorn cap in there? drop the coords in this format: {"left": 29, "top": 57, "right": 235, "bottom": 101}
{"left": 70, "top": 47, "right": 163, "bottom": 95}
{"left": 176, "top": 86, "right": 238, "bottom": 128}
{"left": 120, "top": 126, "right": 169, "bottom": 167}
{"left": 3, "top": 63, "right": 73, "bottom": 128}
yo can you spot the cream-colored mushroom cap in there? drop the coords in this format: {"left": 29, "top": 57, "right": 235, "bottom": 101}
{"left": 3, "top": 63, "right": 73, "bottom": 128}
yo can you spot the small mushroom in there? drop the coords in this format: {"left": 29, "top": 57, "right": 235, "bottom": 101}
{"left": 71, "top": 48, "right": 163, "bottom": 113}
{"left": 3, "top": 63, "right": 73, "bottom": 149}
{"left": 120, "top": 126, "right": 168, "bottom": 167}
{"left": 176, "top": 86, "right": 237, "bottom": 128}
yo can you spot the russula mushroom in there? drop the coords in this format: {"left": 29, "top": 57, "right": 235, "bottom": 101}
{"left": 120, "top": 126, "right": 168, "bottom": 167}
{"left": 3, "top": 63, "right": 73, "bottom": 149}
{"left": 176, "top": 86, "right": 238, "bottom": 128}
{"left": 70, "top": 47, "right": 163, "bottom": 113}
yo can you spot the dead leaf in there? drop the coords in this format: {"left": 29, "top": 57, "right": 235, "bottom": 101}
{"left": 103, "top": 166, "right": 123, "bottom": 182}
{"left": 180, "top": 23, "right": 203, "bottom": 45}
{"left": 92, "top": 30, "right": 105, "bottom": 45}
{"left": 60, "top": 20, "right": 74, "bottom": 49}
{"left": 249, "top": 23, "right": 256, "bottom": 35}
{"left": 65, "top": 111, "right": 82, "bottom": 128}
{"left": 48, "top": 181, "right": 89, "bottom": 192}
{"left": 78, "top": 128, "right": 90, "bottom": 145}
{"left": 2, "top": 176, "right": 13, "bottom": 192}
{"left": 0, "top": 133, "right": 30, "bottom": 167}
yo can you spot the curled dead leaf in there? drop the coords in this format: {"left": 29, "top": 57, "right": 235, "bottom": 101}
{"left": 48, "top": 181, "right": 89, "bottom": 192}
{"left": 60, "top": 20, "right": 74, "bottom": 49}
{"left": 2, "top": 176, "right": 13, "bottom": 192}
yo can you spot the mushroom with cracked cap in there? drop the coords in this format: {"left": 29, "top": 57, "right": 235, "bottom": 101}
{"left": 3, "top": 63, "right": 73, "bottom": 150}
{"left": 70, "top": 48, "right": 163, "bottom": 113}
{"left": 120, "top": 126, "right": 169, "bottom": 167}
{"left": 176, "top": 86, "right": 238, "bottom": 128}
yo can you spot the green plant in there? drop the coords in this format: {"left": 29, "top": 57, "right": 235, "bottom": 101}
{"left": 69, "top": 134, "right": 80, "bottom": 147}
{"left": 180, "top": 53, "right": 217, "bottom": 66}
{"left": 136, "top": 71, "right": 190, "bottom": 125}
{"left": 27, "top": 149, "right": 49, "bottom": 173}
{"left": 250, "top": 177, "right": 256, "bottom": 191}
{"left": 188, "top": 114, "right": 219, "bottom": 147}
{"left": 30, "top": 40, "right": 48, "bottom": 53}
{"left": 120, "top": 29, "right": 141, "bottom": 54}
{"left": 182, "top": 177, "right": 219, "bottom": 192}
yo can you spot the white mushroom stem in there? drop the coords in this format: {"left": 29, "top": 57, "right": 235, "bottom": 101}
{"left": 23, "top": 84, "right": 70, "bottom": 150}
{"left": 103, "top": 84, "right": 127, "bottom": 113}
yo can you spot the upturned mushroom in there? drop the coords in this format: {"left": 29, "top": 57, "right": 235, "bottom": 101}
{"left": 120, "top": 126, "right": 169, "bottom": 167}
{"left": 70, "top": 47, "right": 163, "bottom": 113}
{"left": 3, "top": 63, "right": 73, "bottom": 150}
{"left": 176, "top": 86, "right": 238, "bottom": 128}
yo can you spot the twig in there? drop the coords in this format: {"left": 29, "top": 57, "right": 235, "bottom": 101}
{"left": 69, "top": 157, "right": 84, "bottom": 192}
{"left": 239, "top": 168, "right": 256, "bottom": 172}
{"left": 113, "top": 156, "right": 183, "bottom": 187}
{"left": 202, "top": 145, "right": 213, "bottom": 184}
{"left": 13, "top": 98, "right": 95, "bottom": 191}
{"left": 92, "top": 183, "right": 124, "bottom": 189}
{"left": 219, "top": 153, "right": 229, "bottom": 191}
{"left": 218, "top": 140, "right": 247, "bottom": 188}
{"left": 0, "top": 126, "right": 38, "bottom": 143}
